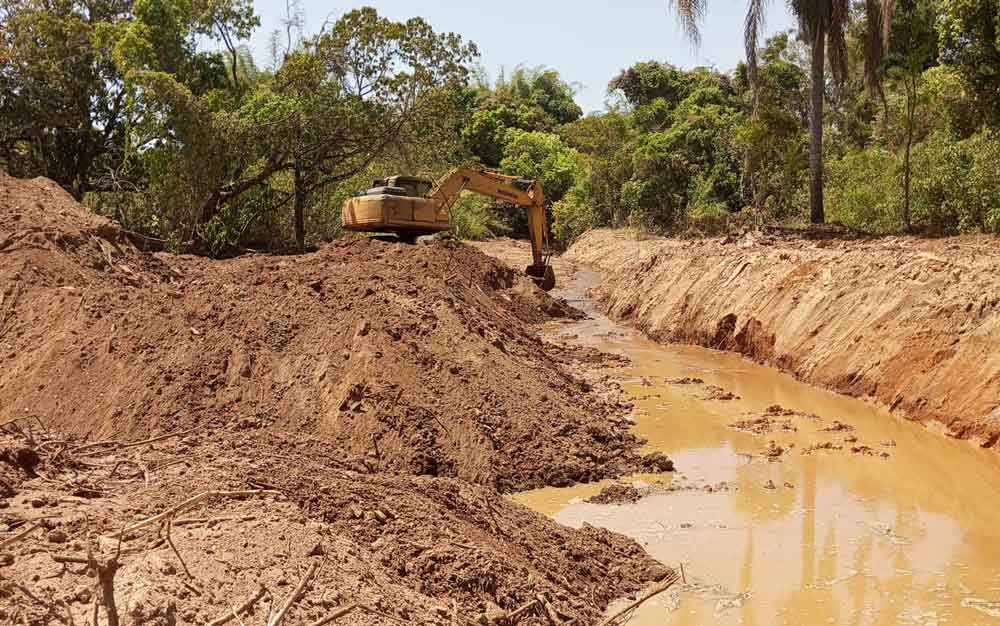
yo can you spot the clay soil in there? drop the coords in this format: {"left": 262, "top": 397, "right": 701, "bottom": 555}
{"left": 565, "top": 228, "right": 1000, "bottom": 447}
{"left": 0, "top": 174, "right": 672, "bottom": 625}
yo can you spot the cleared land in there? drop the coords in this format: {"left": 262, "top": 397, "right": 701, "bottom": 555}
{"left": 0, "top": 174, "right": 671, "bottom": 626}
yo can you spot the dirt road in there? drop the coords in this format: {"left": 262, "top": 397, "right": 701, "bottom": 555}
{"left": 564, "top": 228, "right": 1000, "bottom": 447}
{"left": 0, "top": 174, "right": 672, "bottom": 625}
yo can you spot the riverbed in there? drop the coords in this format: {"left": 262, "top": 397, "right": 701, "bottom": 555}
{"left": 515, "top": 267, "right": 1000, "bottom": 626}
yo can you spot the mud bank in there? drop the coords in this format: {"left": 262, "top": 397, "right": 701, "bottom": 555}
{"left": 565, "top": 229, "right": 1000, "bottom": 446}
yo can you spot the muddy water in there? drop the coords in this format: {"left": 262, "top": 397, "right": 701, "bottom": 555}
{"left": 515, "top": 268, "right": 1000, "bottom": 626}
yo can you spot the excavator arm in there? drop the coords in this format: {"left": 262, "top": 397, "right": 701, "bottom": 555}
{"left": 429, "top": 168, "right": 553, "bottom": 288}
{"left": 341, "top": 166, "right": 555, "bottom": 290}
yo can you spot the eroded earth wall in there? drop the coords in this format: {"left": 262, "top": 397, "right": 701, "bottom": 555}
{"left": 565, "top": 229, "right": 1000, "bottom": 446}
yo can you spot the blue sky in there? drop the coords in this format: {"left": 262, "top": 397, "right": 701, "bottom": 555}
{"left": 249, "top": 1, "right": 796, "bottom": 113}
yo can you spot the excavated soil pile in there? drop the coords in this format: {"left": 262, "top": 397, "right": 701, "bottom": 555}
{"left": 0, "top": 174, "right": 672, "bottom": 624}
{"left": 0, "top": 427, "right": 665, "bottom": 626}
{"left": 566, "top": 229, "right": 1000, "bottom": 446}
{"left": 0, "top": 173, "right": 654, "bottom": 491}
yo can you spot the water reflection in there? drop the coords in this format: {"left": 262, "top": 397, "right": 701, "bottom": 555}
{"left": 515, "top": 269, "right": 1000, "bottom": 625}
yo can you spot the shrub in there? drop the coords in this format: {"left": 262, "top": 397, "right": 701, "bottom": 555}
{"left": 449, "top": 193, "right": 511, "bottom": 240}
{"left": 825, "top": 147, "right": 904, "bottom": 233}
{"left": 550, "top": 184, "right": 599, "bottom": 245}
{"left": 911, "top": 130, "right": 1000, "bottom": 233}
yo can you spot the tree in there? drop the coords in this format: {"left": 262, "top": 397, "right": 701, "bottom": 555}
{"left": 883, "top": 0, "right": 936, "bottom": 229}
{"left": 0, "top": 0, "right": 258, "bottom": 200}
{"left": 462, "top": 66, "right": 582, "bottom": 166}
{"left": 499, "top": 128, "right": 582, "bottom": 204}
{"left": 278, "top": 9, "right": 477, "bottom": 250}
{"left": 733, "top": 32, "right": 809, "bottom": 216}
{"left": 936, "top": 0, "right": 1000, "bottom": 126}
{"left": 668, "top": 0, "right": 894, "bottom": 223}
{"left": 608, "top": 61, "right": 693, "bottom": 109}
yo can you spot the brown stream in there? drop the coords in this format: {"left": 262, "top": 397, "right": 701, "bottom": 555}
{"left": 514, "top": 268, "right": 1000, "bottom": 626}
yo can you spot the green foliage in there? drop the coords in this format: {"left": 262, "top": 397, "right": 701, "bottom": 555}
{"left": 910, "top": 131, "right": 1000, "bottom": 233}
{"left": 937, "top": 0, "right": 1000, "bottom": 125}
{"left": 824, "top": 130, "right": 1000, "bottom": 234}
{"left": 499, "top": 129, "right": 583, "bottom": 204}
{"left": 551, "top": 184, "right": 599, "bottom": 245}
{"left": 462, "top": 66, "right": 581, "bottom": 167}
{"left": 449, "top": 193, "right": 512, "bottom": 240}
{"left": 825, "top": 147, "right": 904, "bottom": 233}
{"left": 561, "top": 111, "right": 633, "bottom": 227}
{"left": 5, "top": 1, "right": 1000, "bottom": 252}
{"left": 463, "top": 104, "right": 544, "bottom": 167}
{"left": 609, "top": 61, "right": 693, "bottom": 108}
{"left": 493, "top": 66, "right": 583, "bottom": 126}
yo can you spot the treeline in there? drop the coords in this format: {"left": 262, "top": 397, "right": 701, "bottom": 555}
{"left": 1, "top": 1, "right": 998, "bottom": 256}
{"left": 0, "top": 1, "right": 476, "bottom": 253}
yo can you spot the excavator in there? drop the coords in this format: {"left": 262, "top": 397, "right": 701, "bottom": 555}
{"left": 340, "top": 167, "right": 556, "bottom": 291}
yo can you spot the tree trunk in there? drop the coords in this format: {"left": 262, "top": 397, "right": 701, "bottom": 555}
{"left": 293, "top": 162, "right": 306, "bottom": 253}
{"left": 808, "top": 22, "right": 826, "bottom": 225}
{"left": 903, "top": 76, "right": 915, "bottom": 230}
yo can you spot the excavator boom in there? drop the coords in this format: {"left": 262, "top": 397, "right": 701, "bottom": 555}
{"left": 341, "top": 167, "right": 555, "bottom": 290}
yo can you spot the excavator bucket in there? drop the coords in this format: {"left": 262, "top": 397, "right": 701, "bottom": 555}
{"left": 526, "top": 263, "right": 556, "bottom": 291}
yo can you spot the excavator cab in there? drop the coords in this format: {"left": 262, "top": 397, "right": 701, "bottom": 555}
{"left": 366, "top": 176, "right": 434, "bottom": 198}
{"left": 342, "top": 167, "right": 556, "bottom": 291}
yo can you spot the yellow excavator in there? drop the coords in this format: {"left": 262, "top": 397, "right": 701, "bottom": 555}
{"left": 340, "top": 167, "right": 556, "bottom": 291}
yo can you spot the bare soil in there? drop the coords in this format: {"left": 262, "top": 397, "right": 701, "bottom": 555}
{"left": 565, "top": 229, "right": 1000, "bottom": 447}
{"left": 0, "top": 174, "right": 672, "bottom": 625}
{"left": 0, "top": 174, "right": 659, "bottom": 492}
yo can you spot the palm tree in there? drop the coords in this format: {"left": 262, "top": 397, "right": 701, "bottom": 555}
{"left": 670, "top": 0, "right": 894, "bottom": 224}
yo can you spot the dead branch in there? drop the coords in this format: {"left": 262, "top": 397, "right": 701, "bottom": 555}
{"left": 51, "top": 554, "right": 90, "bottom": 565}
{"left": 506, "top": 598, "right": 540, "bottom": 622}
{"left": 118, "top": 426, "right": 201, "bottom": 451}
{"left": 267, "top": 562, "right": 319, "bottom": 626}
{"left": 536, "top": 594, "right": 562, "bottom": 625}
{"left": 307, "top": 604, "right": 359, "bottom": 626}
{"left": 206, "top": 584, "right": 267, "bottom": 626}
{"left": 10, "top": 580, "right": 76, "bottom": 625}
{"left": 164, "top": 518, "right": 192, "bottom": 579}
{"left": 597, "top": 571, "right": 681, "bottom": 626}
{"left": 113, "top": 490, "right": 275, "bottom": 538}
{"left": 61, "top": 600, "right": 75, "bottom": 626}
{"left": 71, "top": 426, "right": 201, "bottom": 457}
{"left": 0, "top": 414, "right": 34, "bottom": 431}
{"left": 0, "top": 522, "right": 41, "bottom": 548}
{"left": 229, "top": 606, "right": 249, "bottom": 626}
{"left": 172, "top": 515, "right": 256, "bottom": 526}
{"left": 52, "top": 547, "right": 122, "bottom": 626}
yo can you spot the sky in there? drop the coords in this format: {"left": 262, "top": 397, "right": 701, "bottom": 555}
{"left": 249, "top": 1, "right": 796, "bottom": 113}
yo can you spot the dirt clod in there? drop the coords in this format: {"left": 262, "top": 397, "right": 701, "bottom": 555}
{"left": 586, "top": 483, "right": 642, "bottom": 505}
{"left": 665, "top": 377, "right": 704, "bottom": 385}
{"left": 641, "top": 452, "right": 675, "bottom": 472}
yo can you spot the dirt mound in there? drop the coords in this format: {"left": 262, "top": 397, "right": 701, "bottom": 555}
{"left": 567, "top": 229, "right": 1000, "bottom": 447}
{"left": 0, "top": 424, "right": 666, "bottom": 626}
{"left": 0, "top": 174, "right": 652, "bottom": 491}
{"left": 0, "top": 174, "right": 673, "bottom": 624}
